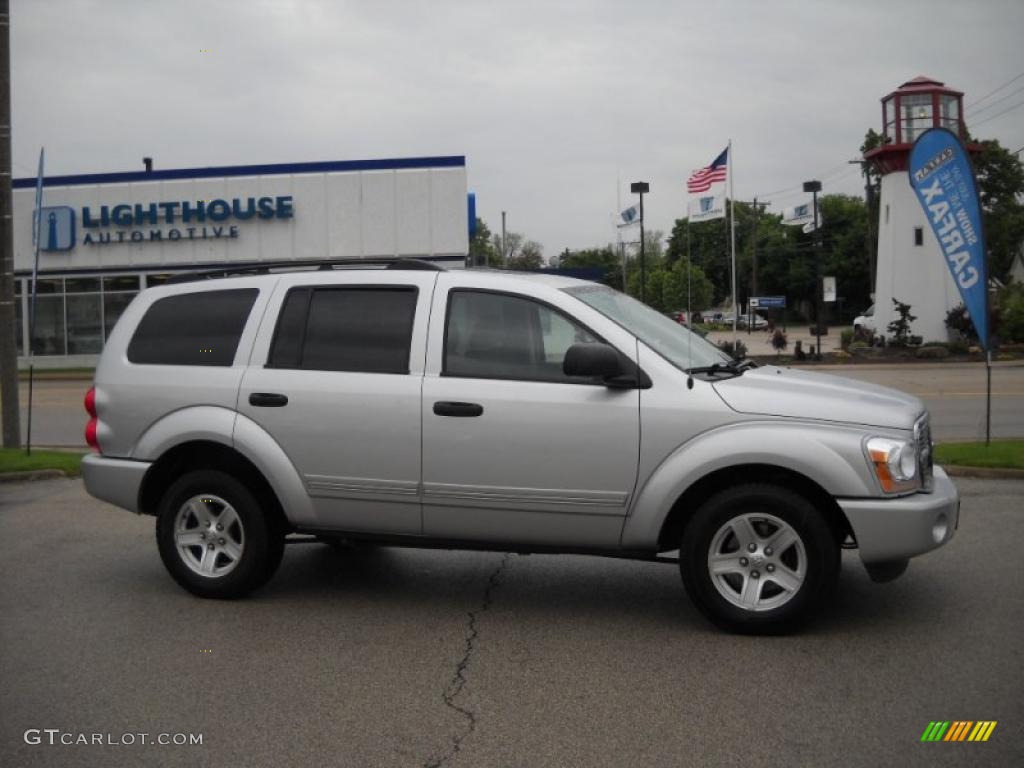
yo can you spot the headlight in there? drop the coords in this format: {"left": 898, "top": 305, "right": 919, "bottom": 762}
{"left": 866, "top": 437, "right": 920, "bottom": 494}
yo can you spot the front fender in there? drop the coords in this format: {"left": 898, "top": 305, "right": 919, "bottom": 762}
{"left": 620, "top": 420, "right": 882, "bottom": 549}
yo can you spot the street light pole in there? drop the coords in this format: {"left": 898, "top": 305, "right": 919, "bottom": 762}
{"left": 630, "top": 182, "right": 649, "bottom": 302}
{"left": 804, "top": 180, "right": 823, "bottom": 360}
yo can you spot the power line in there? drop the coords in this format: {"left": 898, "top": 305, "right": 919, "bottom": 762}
{"left": 971, "top": 99, "right": 1024, "bottom": 129}
{"left": 965, "top": 71, "right": 1024, "bottom": 110}
{"left": 966, "top": 84, "right": 1024, "bottom": 118}
{"left": 757, "top": 160, "right": 852, "bottom": 198}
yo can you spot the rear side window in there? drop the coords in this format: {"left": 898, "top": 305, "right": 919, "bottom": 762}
{"left": 127, "top": 289, "right": 258, "bottom": 366}
{"left": 268, "top": 287, "right": 417, "bottom": 373}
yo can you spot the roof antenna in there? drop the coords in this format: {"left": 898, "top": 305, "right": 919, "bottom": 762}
{"left": 143, "top": 157, "right": 153, "bottom": 173}
{"left": 686, "top": 219, "right": 694, "bottom": 390}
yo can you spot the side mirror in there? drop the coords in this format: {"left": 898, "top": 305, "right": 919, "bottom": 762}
{"left": 563, "top": 343, "right": 627, "bottom": 381}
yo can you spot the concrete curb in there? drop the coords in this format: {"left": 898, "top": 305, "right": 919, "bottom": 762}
{"left": 0, "top": 469, "right": 71, "bottom": 484}
{"left": 943, "top": 465, "right": 1024, "bottom": 480}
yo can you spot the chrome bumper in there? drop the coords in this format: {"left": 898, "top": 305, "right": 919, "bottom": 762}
{"left": 81, "top": 454, "right": 152, "bottom": 514}
{"left": 838, "top": 466, "right": 959, "bottom": 564}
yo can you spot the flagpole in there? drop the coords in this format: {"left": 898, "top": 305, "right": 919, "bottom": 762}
{"left": 728, "top": 139, "right": 737, "bottom": 341}
{"left": 617, "top": 174, "right": 626, "bottom": 294}
{"left": 27, "top": 148, "right": 44, "bottom": 457}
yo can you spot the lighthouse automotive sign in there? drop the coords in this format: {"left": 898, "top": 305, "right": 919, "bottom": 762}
{"left": 908, "top": 128, "right": 989, "bottom": 349}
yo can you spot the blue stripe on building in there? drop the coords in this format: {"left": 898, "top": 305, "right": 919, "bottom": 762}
{"left": 13, "top": 156, "right": 466, "bottom": 189}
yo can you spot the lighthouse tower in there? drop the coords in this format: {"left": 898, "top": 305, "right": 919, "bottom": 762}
{"left": 864, "top": 76, "right": 979, "bottom": 343}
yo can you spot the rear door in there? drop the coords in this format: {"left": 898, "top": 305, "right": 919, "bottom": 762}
{"left": 421, "top": 277, "right": 641, "bottom": 548}
{"left": 239, "top": 271, "right": 436, "bottom": 534}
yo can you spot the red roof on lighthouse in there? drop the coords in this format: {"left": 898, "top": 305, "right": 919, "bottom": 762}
{"left": 888, "top": 76, "right": 964, "bottom": 97}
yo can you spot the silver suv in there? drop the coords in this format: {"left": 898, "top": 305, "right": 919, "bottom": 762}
{"left": 82, "top": 260, "right": 959, "bottom": 633}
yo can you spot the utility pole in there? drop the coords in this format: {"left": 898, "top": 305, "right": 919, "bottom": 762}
{"left": 631, "top": 182, "right": 649, "bottom": 302}
{"left": 0, "top": 0, "right": 20, "bottom": 449}
{"left": 501, "top": 210, "right": 506, "bottom": 266}
{"left": 804, "top": 180, "right": 823, "bottom": 360}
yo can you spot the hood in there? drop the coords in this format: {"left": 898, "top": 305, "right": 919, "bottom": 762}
{"left": 712, "top": 366, "right": 924, "bottom": 430}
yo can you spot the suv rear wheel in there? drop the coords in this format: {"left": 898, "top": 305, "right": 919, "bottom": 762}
{"left": 680, "top": 484, "right": 840, "bottom": 634}
{"left": 156, "top": 470, "right": 284, "bottom": 598}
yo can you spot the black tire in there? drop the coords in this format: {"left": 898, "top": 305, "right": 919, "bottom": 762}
{"left": 680, "top": 483, "right": 840, "bottom": 634}
{"left": 156, "top": 470, "right": 285, "bottom": 599}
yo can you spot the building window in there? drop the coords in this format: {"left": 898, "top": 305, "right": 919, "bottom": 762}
{"left": 940, "top": 94, "right": 960, "bottom": 133}
{"left": 14, "top": 280, "right": 23, "bottom": 355}
{"left": 914, "top": 227, "right": 924, "bottom": 246}
{"left": 901, "top": 93, "right": 933, "bottom": 144}
{"left": 32, "top": 294, "right": 66, "bottom": 355}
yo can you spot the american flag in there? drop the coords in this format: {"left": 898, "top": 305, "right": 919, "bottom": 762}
{"left": 687, "top": 147, "right": 729, "bottom": 193}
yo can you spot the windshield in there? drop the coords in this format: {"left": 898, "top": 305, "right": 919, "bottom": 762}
{"left": 564, "top": 284, "right": 731, "bottom": 371}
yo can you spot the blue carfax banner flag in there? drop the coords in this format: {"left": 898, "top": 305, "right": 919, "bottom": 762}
{"left": 908, "top": 128, "right": 989, "bottom": 349}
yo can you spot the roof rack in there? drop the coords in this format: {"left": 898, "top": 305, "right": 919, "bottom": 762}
{"left": 166, "top": 257, "right": 449, "bottom": 284}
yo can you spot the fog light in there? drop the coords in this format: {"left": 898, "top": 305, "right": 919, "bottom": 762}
{"left": 932, "top": 514, "right": 949, "bottom": 544}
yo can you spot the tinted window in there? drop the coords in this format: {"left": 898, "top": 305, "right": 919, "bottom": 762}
{"left": 268, "top": 287, "right": 417, "bottom": 374}
{"left": 444, "top": 291, "right": 598, "bottom": 382}
{"left": 127, "top": 289, "right": 258, "bottom": 366}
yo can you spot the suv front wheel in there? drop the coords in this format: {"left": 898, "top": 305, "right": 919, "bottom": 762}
{"left": 680, "top": 484, "right": 840, "bottom": 634}
{"left": 156, "top": 470, "right": 284, "bottom": 599}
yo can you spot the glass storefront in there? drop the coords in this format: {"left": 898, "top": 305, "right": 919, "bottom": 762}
{"left": 15, "top": 274, "right": 142, "bottom": 358}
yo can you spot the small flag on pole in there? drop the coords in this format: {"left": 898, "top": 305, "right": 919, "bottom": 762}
{"left": 687, "top": 193, "right": 726, "bottom": 222}
{"left": 618, "top": 204, "right": 641, "bottom": 227}
{"left": 687, "top": 147, "right": 729, "bottom": 193}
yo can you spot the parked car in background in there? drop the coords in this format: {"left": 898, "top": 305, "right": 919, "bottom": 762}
{"left": 854, "top": 304, "right": 876, "bottom": 336}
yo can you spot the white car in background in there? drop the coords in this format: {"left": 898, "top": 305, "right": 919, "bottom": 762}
{"left": 853, "top": 305, "right": 876, "bottom": 336}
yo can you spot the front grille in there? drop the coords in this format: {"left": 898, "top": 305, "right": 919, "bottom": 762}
{"left": 915, "top": 414, "right": 933, "bottom": 490}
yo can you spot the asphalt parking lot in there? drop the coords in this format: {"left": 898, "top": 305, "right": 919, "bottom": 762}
{"left": 1, "top": 476, "right": 1021, "bottom": 768}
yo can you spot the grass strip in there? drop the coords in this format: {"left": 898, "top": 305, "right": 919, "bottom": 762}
{"left": 934, "top": 440, "right": 1024, "bottom": 470}
{"left": 0, "top": 448, "right": 85, "bottom": 477}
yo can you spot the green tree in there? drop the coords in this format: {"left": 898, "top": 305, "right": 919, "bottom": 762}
{"left": 662, "top": 260, "right": 714, "bottom": 314}
{"left": 555, "top": 245, "right": 623, "bottom": 289}
{"left": 468, "top": 218, "right": 497, "bottom": 267}
{"left": 972, "top": 139, "right": 1024, "bottom": 281}
{"left": 508, "top": 240, "right": 544, "bottom": 270}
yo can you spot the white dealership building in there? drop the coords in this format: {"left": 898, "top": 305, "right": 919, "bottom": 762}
{"left": 13, "top": 155, "right": 472, "bottom": 366}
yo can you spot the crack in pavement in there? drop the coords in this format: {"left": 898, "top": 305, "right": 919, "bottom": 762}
{"left": 425, "top": 553, "right": 511, "bottom": 768}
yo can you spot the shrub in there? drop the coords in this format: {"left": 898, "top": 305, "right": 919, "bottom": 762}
{"left": 945, "top": 303, "right": 977, "bottom": 342}
{"left": 771, "top": 329, "right": 788, "bottom": 354}
{"left": 840, "top": 328, "right": 854, "bottom": 350}
{"left": 887, "top": 298, "right": 917, "bottom": 347}
{"left": 718, "top": 339, "right": 748, "bottom": 360}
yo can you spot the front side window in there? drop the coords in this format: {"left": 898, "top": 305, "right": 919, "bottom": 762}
{"left": 127, "top": 288, "right": 258, "bottom": 366}
{"left": 444, "top": 290, "right": 598, "bottom": 382}
{"left": 268, "top": 286, "right": 417, "bottom": 373}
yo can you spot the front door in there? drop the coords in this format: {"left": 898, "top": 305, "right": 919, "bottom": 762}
{"left": 421, "top": 284, "right": 640, "bottom": 548}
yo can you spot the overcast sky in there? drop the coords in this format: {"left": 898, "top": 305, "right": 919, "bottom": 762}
{"left": 12, "top": 0, "right": 1024, "bottom": 259}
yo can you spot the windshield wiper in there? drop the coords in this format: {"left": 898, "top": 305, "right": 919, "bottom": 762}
{"left": 686, "top": 359, "right": 757, "bottom": 376}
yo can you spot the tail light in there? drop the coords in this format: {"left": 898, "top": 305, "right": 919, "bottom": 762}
{"left": 84, "top": 386, "right": 100, "bottom": 453}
